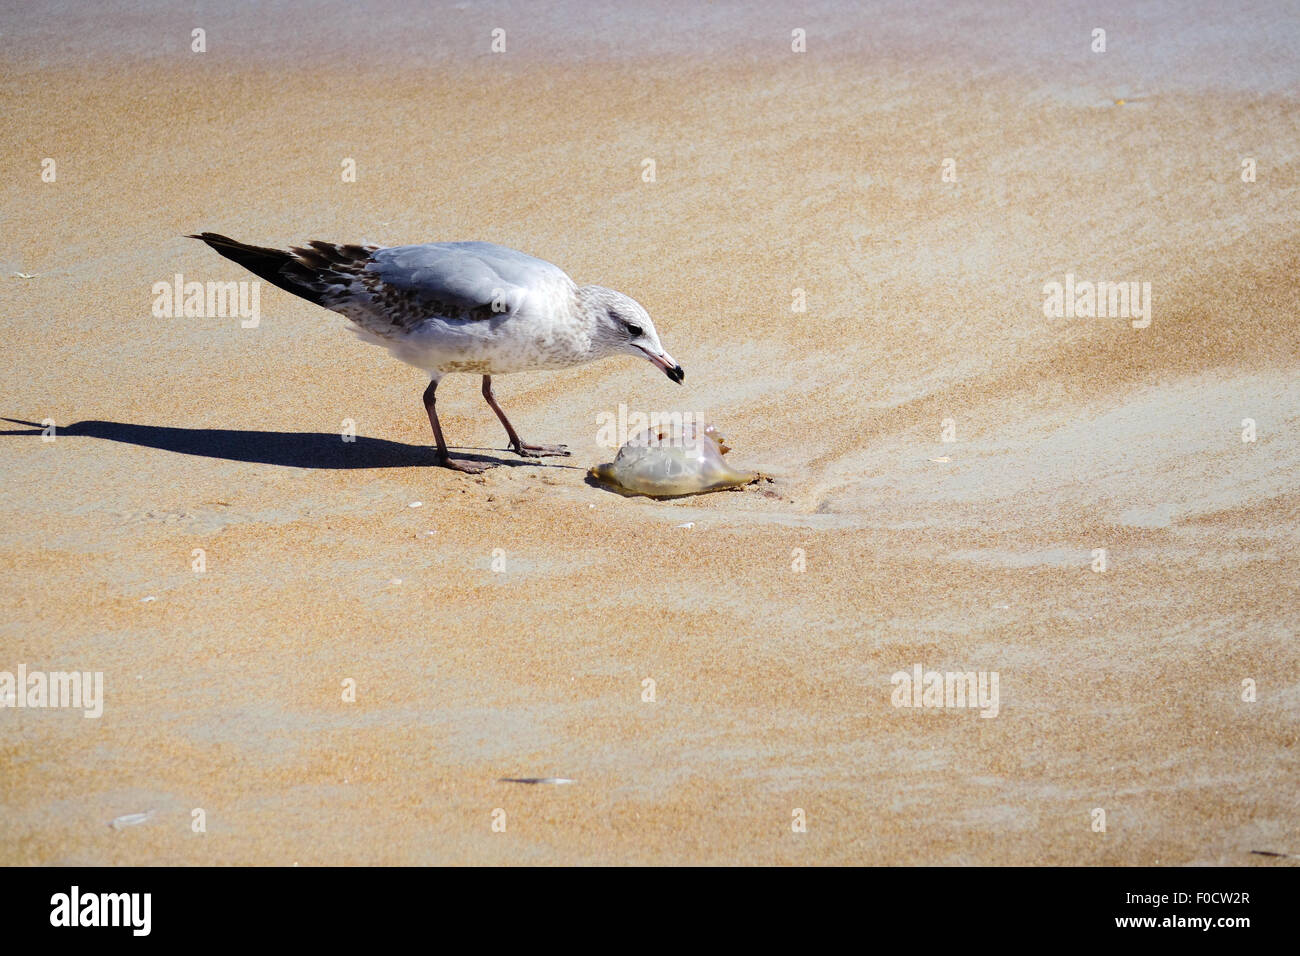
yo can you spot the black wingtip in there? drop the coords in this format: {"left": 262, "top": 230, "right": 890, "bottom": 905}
{"left": 187, "top": 231, "right": 237, "bottom": 245}
{"left": 667, "top": 364, "right": 685, "bottom": 384}
{"left": 185, "top": 232, "right": 325, "bottom": 306}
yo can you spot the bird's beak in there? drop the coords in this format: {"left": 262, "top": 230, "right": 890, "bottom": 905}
{"left": 637, "top": 345, "right": 685, "bottom": 384}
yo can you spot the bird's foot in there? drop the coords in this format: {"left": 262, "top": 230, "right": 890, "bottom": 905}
{"left": 513, "top": 443, "right": 570, "bottom": 459}
{"left": 436, "top": 453, "right": 495, "bottom": 474}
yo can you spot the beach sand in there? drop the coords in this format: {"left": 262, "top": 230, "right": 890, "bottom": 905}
{"left": 1, "top": 0, "right": 1297, "bottom": 864}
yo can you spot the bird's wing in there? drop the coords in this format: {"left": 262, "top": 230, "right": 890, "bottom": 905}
{"left": 370, "top": 242, "right": 572, "bottom": 318}
{"left": 283, "top": 240, "right": 574, "bottom": 339}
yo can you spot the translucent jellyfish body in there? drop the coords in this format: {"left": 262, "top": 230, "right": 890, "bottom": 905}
{"left": 589, "top": 422, "right": 755, "bottom": 498}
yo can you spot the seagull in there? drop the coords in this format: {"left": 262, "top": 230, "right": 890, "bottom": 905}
{"left": 189, "top": 233, "right": 684, "bottom": 472}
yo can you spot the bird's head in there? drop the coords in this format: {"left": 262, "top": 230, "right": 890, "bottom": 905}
{"left": 582, "top": 286, "right": 684, "bottom": 384}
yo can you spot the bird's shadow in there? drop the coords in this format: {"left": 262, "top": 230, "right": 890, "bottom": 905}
{"left": 0, "top": 418, "right": 576, "bottom": 471}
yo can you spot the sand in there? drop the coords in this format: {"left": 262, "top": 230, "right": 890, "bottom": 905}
{"left": 1, "top": 0, "right": 1297, "bottom": 865}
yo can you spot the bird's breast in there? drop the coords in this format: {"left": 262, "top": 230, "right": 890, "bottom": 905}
{"left": 370, "top": 312, "right": 594, "bottom": 375}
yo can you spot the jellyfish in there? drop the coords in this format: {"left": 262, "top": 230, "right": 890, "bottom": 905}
{"left": 589, "top": 422, "right": 756, "bottom": 498}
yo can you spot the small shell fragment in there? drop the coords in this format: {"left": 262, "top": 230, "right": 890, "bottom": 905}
{"left": 589, "top": 422, "right": 755, "bottom": 498}
{"left": 499, "top": 777, "right": 575, "bottom": 785}
{"left": 110, "top": 810, "right": 155, "bottom": 829}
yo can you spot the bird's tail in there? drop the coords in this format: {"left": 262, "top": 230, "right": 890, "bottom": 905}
{"left": 186, "top": 232, "right": 325, "bottom": 306}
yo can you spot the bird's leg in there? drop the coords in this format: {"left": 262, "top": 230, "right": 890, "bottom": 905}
{"left": 423, "top": 378, "right": 493, "bottom": 473}
{"left": 480, "top": 375, "right": 570, "bottom": 458}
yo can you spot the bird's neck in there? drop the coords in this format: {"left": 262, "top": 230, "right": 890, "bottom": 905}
{"left": 573, "top": 285, "right": 622, "bottom": 360}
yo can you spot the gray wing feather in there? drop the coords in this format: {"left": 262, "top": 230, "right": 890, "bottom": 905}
{"left": 368, "top": 242, "right": 572, "bottom": 318}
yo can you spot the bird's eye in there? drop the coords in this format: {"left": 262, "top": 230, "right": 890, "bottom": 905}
{"left": 626, "top": 323, "right": 643, "bottom": 338}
